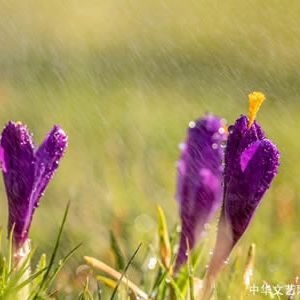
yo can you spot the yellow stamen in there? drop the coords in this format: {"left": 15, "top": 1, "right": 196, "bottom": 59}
{"left": 248, "top": 92, "right": 265, "bottom": 128}
{"left": 16, "top": 121, "right": 22, "bottom": 126}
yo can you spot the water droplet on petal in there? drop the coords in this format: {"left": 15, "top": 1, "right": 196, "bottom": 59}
{"left": 218, "top": 127, "right": 225, "bottom": 134}
{"left": 178, "top": 143, "right": 187, "bottom": 151}
{"left": 204, "top": 223, "right": 210, "bottom": 230}
{"left": 221, "top": 141, "right": 227, "bottom": 149}
{"left": 189, "top": 121, "right": 196, "bottom": 128}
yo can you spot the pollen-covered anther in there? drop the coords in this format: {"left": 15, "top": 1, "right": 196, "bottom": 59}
{"left": 248, "top": 91, "right": 265, "bottom": 128}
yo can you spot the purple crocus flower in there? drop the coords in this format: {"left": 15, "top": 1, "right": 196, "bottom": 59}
{"left": 175, "top": 115, "right": 227, "bottom": 271}
{"left": 203, "top": 93, "right": 279, "bottom": 297}
{"left": 0, "top": 121, "right": 68, "bottom": 248}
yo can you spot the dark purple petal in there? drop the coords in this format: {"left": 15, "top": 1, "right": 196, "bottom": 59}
{"left": 240, "top": 141, "right": 260, "bottom": 172}
{"left": 224, "top": 116, "right": 265, "bottom": 187}
{"left": 0, "top": 122, "right": 35, "bottom": 246}
{"left": 175, "top": 115, "right": 227, "bottom": 271}
{"left": 206, "top": 115, "right": 279, "bottom": 282}
{"left": 223, "top": 138, "right": 279, "bottom": 244}
{"left": 0, "top": 123, "right": 68, "bottom": 248}
{"left": 222, "top": 115, "right": 279, "bottom": 245}
{"left": 30, "top": 125, "right": 68, "bottom": 210}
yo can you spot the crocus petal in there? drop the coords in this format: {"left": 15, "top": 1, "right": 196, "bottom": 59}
{"left": 175, "top": 115, "right": 227, "bottom": 271}
{"left": 21, "top": 126, "right": 68, "bottom": 244}
{"left": 240, "top": 141, "right": 260, "bottom": 172}
{"left": 0, "top": 146, "right": 6, "bottom": 172}
{"left": 0, "top": 122, "right": 35, "bottom": 246}
{"left": 222, "top": 115, "right": 279, "bottom": 245}
{"left": 225, "top": 138, "right": 279, "bottom": 244}
{"left": 29, "top": 125, "right": 68, "bottom": 213}
{"left": 0, "top": 123, "right": 68, "bottom": 248}
{"left": 205, "top": 115, "right": 279, "bottom": 285}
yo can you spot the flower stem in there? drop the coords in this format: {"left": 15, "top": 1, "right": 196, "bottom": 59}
{"left": 14, "top": 239, "right": 31, "bottom": 300}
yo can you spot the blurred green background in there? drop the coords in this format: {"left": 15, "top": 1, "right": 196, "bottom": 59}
{"left": 1, "top": 0, "right": 300, "bottom": 297}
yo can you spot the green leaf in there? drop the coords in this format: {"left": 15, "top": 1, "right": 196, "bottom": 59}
{"left": 109, "top": 230, "right": 125, "bottom": 270}
{"left": 32, "top": 201, "right": 70, "bottom": 299}
{"left": 157, "top": 206, "right": 171, "bottom": 270}
{"left": 167, "top": 276, "right": 184, "bottom": 300}
{"left": 32, "top": 254, "right": 47, "bottom": 287}
{"left": 186, "top": 239, "right": 195, "bottom": 300}
{"left": 43, "top": 242, "right": 82, "bottom": 289}
{"left": 13, "top": 268, "right": 47, "bottom": 293}
{"left": 78, "top": 278, "right": 94, "bottom": 300}
{"left": 7, "top": 224, "right": 15, "bottom": 276}
{"left": 7, "top": 248, "right": 35, "bottom": 288}
{"left": 176, "top": 242, "right": 207, "bottom": 295}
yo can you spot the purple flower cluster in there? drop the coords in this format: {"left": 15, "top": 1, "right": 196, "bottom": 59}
{"left": 0, "top": 122, "right": 67, "bottom": 248}
{"left": 0, "top": 91, "right": 280, "bottom": 285}
{"left": 175, "top": 92, "right": 280, "bottom": 272}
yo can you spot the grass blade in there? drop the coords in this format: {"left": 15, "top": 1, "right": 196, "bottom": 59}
{"left": 85, "top": 255, "right": 148, "bottom": 300}
{"left": 157, "top": 206, "right": 171, "bottom": 270}
{"left": 96, "top": 281, "right": 102, "bottom": 300}
{"left": 7, "top": 224, "right": 15, "bottom": 275}
{"left": 109, "top": 230, "right": 125, "bottom": 269}
{"left": 33, "top": 201, "right": 70, "bottom": 299}
{"left": 44, "top": 242, "right": 82, "bottom": 289}
{"left": 110, "top": 243, "right": 142, "bottom": 300}
{"left": 13, "top": 268, "right": 47, "bottom": 292}
{"left": 186, "top": 239, "right": 195, "bottom": 300}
